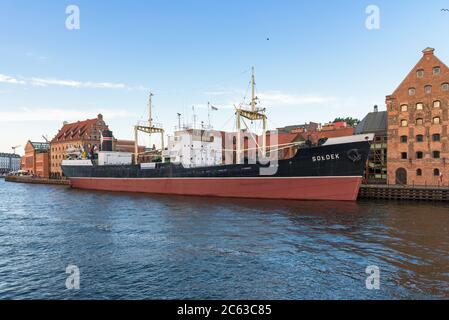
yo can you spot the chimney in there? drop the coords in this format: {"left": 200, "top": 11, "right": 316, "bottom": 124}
{"left": 422, "top": 47, "right": 435, "bottom": 56}
{"left": 374, "top": 105, "right": 378, "bottom": 113}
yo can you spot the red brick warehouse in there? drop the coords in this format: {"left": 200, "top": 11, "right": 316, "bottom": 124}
{"left": 387, "top": 48, "right": 449, "bottom": 186}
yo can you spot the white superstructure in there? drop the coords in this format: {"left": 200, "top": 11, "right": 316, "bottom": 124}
{"left": 165, "top": 129, "right": 223, "bottom": 168}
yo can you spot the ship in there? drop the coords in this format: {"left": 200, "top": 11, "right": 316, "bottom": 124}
{"left": 61, "top": 68, "right": 373, "bottom": 201}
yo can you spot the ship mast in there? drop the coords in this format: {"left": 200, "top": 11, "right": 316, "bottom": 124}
{"left": 134, "top": 92, "right": 165, "bottom": 164}
{"left": 235, "top": 66, "right": 267, "bottom": 164}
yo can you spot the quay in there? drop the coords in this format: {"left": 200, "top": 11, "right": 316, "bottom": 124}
{"left": 359, "top": 184, "right": 449, "bottom": 202}
{"left": 5, "top": 175, "right": 70, "bottom": 186}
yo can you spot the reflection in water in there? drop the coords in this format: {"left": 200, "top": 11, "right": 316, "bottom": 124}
{"left": 0, "top": 179, "right": 448, "bottom": 299}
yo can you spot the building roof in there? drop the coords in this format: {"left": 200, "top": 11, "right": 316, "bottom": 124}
{"left": 51, "top": 114, "right": 104, "bottom": 143}
{"left": 0, "top": 153, "right": 21, "bottom": 158}
{"left": 355, "top": 111, "right": 387, "bottom": 134}
{"left": 30, "top": 142, "right": 50, "bottom": 151}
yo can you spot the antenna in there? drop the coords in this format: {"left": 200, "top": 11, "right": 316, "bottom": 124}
{"left": 148, "top": 92, "right": 154, "bottom": 128}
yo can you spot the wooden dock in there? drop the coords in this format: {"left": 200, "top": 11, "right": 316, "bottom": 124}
{"left": 359, "top": 184, "right": 449, "bottom": 202}
{"left": 5, "top": 175, "right": 70, "bottom": 186}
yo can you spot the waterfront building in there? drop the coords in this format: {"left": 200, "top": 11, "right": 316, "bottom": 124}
{"left": 21, "top": 141, "right": 50, "bottom": 177}
{"left": 387, "top": 48, "right": 449, "bottom": 186}
{"left": 356, "top": 106, "right": 388, "bottom": 184}
{"left": 50, "top": 114, "right": 109, "bottom": 178}
{"left": 0, "top": 153, "right": 21, "bottom": 174}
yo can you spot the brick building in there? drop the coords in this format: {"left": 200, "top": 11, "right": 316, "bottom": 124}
{"left": 21, "top": 141, "right": 50, "bottom": 177}
{"left": 387, "top": 48, "right": 449, "bottom": 186}
{"left": 50, "top": 114, "right": 109, "bottom": 178}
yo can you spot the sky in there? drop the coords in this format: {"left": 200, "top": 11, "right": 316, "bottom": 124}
{"left": 1, "top": 0, "right": 449, "bottom": 154}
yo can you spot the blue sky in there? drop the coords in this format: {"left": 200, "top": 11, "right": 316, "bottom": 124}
{"left": 1, "top": 0, "right": 449, "bottom": 154}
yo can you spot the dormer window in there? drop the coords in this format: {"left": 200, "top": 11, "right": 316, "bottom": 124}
{"left": 425, "top": 85, "right": 432, "bottom": 94}
{"left": 433, "top": 66, "right": 441, "bottom": 75}
{"left": 417, "top": 69, "right": 424, "bottom": 78}
{"left": 408, "top": 88, "right": 416, "bottom": 96}
{"left": 416, "top": 103, "right": 423, "bottom": 110}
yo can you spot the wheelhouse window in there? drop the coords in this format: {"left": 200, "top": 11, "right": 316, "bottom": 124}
{"left": 416, "top": 151, "right": 424, "bottom": 159}
{"left": 416, "top": 103, "right": 424, "bottom": 110}
{"left": 432, "top": 134, "right": 441, "bottom": 142}
{"left": 401, "top": 104, "right": 408, "bottom": 112}
{"left": 425, "top": 85, "right": 432, "bottom": 94}
{"left": 400, "top": 136, "right": 408, "bottom": 143}
{"left": 416, "top": 135, "right": 424, "bottom": 142}
{"left": 433, "top": 100, "right": 441, "bottom": 108}
{"left": 433, "top": 151, "right": 441, "bottom": 159}
{"left": 401, "top": 152, "right": 408, "bottom": 160}
{"left": 433, "top": 117, "right": 441, "bottom": 124}
{"left": 408, "top": 88, "right": 416, "bottom": 96}
{"left": 416, "top": 118, "right": 424, "bottom": 125}
{"left": 416, "top": 169, "right": 422, "bottom": 176}
{"left": 401, "top": 120, "right": 408, "bottom": 127}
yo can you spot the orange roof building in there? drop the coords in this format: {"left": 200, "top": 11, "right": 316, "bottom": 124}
{"left": 50, "top": 114, "right": 109, "bottom": 178}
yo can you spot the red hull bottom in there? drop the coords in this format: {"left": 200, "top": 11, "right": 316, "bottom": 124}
{"left": 69, "top": 176, "right": 362, "bottom": 201}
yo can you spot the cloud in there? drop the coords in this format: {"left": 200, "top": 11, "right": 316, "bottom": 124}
{"left": 0, "top": 108, "right": 137, "bottom": 122}
{"left": 257, "top": 91, "right": 337, "bottom": 106}
{"left": 29, "top": 78, "right": 128, "bottom": 89}
{"left": 0, "top": 74, "right": 26, "bottom": 85}
{"left": 0, "top": 72, "right": 146, "bottom": 90}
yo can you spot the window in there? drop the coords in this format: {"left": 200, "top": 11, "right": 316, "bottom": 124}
{"left": 401, "top": 152, "right": 408, "bottom": 160}
{"left": 433, "top": 100, "right": 441, "bottom": 108}
{"left": 401, "top": 104, "right": 408, "bottom": 112}
{"left": 408, "top": 88, "right": 416, "bottom": 96}
{"left": 416, "top": 135, "right": 424, "bottom": 142}
{"left": 400, "top": 136, "right": 408, "bottom": 143}
{"left": 416, "top": 169, "right": 422, "bottom": 176}
{"left": 442, "top": 83, "right": 449, "bottom": 91}
{"left": 433, "top": 66, "right": 441, "bottom": 75}
{"left": 432, "top": 134, "right": 441, "bottom": 142}
{"left": 433, "top": 151, "right": 441, "bottom": 159}
{"left": 425, "top": 85, "right": 432, "bottom": 94}
{"left": 416, "top": 103, "right": 424, "bottom": 110}
{"left": 416, "top": 118, "right": 424, "bottom": 125}
{"left": 433, "top": 117, "right": 441, "bottom": 124}
{"left": 416, "top": 151, "right": 424, "bottom": 159}
{"left": 417, "top": 69, "right": 424, "bottom": 78}
{"left": 401, "top": 120, "right": 408, "bottom": 127}
{"left": 434, "top": 169, "right": 440, "bottom": 176}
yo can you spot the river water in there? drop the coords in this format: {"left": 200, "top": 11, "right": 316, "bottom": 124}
{"left": 0, "top": 178, "right": 447, "bottom": 300}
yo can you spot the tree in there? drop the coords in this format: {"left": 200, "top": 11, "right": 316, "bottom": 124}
{"left": 333, "top": 117, "right": 360, "bottom": 127}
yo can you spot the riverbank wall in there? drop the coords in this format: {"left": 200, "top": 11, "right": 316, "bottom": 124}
{"left": 5, "top": 175, "right": 70, "bottom": 186}
{"left": 359, "top": 184, "right": 449, "bottom": 202}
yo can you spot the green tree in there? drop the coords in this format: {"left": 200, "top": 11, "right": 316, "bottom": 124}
{"left": 333, "top": 117, "right": 360, "bottom": 127}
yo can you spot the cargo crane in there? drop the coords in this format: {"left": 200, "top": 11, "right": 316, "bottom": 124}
{"left": 134, "top": 93, "right": 165, "bottom": 163}
{"left": 11, "top": 145, "right": 21, "bottom": 155}
{"left": 235, "top": 67, "right": 267, "bottom": 164}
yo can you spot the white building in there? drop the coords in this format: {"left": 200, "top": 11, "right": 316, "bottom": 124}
{"left": 0, "top": 153, "right": 21, "bottom": 174}
{"left": 165, "top": 129, "right": 223, "bottom": 168}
